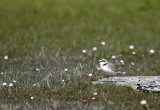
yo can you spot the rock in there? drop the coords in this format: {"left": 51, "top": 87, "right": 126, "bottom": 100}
{"left": 92, "top": 76, "right": 160, "bottom": 93}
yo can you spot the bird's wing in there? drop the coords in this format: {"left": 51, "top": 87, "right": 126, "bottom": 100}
{"left": 107, "top": 62, "right": 118, "bottom": 72}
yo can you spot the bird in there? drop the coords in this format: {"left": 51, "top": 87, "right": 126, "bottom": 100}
{"left": 98, "top": 58, "right": 125, "bottom": 77}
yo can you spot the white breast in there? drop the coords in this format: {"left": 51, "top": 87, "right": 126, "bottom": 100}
{"left": 100, "top": 65, "right": 117, "bottom": 75}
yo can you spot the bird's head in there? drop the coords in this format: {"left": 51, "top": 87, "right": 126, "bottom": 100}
{"left": 98, "top": 58, "right": 108, "bottom": 66}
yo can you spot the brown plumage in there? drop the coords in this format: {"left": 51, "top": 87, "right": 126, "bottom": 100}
{"left": 107, "top": 61, "right": 119, "bottom": 72}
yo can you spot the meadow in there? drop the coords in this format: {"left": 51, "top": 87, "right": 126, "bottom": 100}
{"left": 0, "top": 0, "right": 160, "bottom": 109}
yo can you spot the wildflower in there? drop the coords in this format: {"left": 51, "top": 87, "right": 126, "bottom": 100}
{"left": 4, "top": 55, "right": 8, "bottom": 60}
{"left": 140, "top": 100, "right": 147, "bottom": 105}
{"left": 129, "top": 45, "right": 134, "bottom": 50}
{"left": 30, "top": 96, "right": 34, "bottom": 100}
{"left": 62, "top": 80, "right": 65, "bottom": 82}
{"left": 132, "top": 51, "right": 136, "bottom": 55}
{"left": 149, "top": 49, "right": 155, "bottom": 54}
{"left": 131, "top": 62, "right": 135, "bottom": 66}
{"left": 1, "top": 72, "right": 4, "bottom": 75}
{"left": 101, "top": 41, "right": 105, "bottom": 46}
{"left": 92, "top": 47, "right": 97, "bottom": 51}
{"left": 13, "top": 80, "right": 17, "bottom": 83}
{"left": 35, "top": 68, "right": 40, "bottom": 71}
{"left": 64, "top": 68, "right": 68, "bottom": 72}
{"left": 88, "top": 73, "right": 93, "bottom": 77}
{"left": 111, "top": 55, "right": 116, "bottom": 59}
{"left": 120, "top": 60, "right": 124, "bottom": 65}
{"left": 2, "top": 82, "right": 7, "bottom": 86}
{"left": 82, "top": 49, "right": 87, "bottom": 53}
{"left": 9, "top": 83, "right": 13, "bottom": 87}
{"left": 93, "top": 92, "right": 98, "bottom": 96}
{"left": 92, "top": 97, "right": 96, "bottom": 100}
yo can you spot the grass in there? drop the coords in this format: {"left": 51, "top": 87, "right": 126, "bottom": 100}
{"left": 0, "top": 0, "right": 160, "bottom": 109}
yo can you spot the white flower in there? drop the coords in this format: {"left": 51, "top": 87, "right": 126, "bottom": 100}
{"left": 30, "top": 96, "right": 34, "bottom": 100}
{"left": 64, "top": 68, "right": 68, "bottom": 71}
{"left": 82, "top": 49, "right": 87, "bottom": 53}
{"left": 62, "top": 80, "right": 65, "bottom": 82}
{"left": 4, "top": 55, "right": 8, "bottom": 60}
{"left": 88, "top": 73, "right": 92, "bottom": 76}
{"left": 129, "top": 45, "right": 134, "bottom": 49}
{"left": 93, "top": 92, "right": 98, "bottom": 96}
{"left": 92, "top": 47, "right": 97, "bottom": 51}
{"left": 132, "top": 51, "right": 136, "bottom": 55}
{"left": 149, "top": 49, "right": 155, "bottom": 54}
{"left": 101, "top": 41, "right": 105, "bottom": 46}
{"left": 88, "top": 73, "right": 92, "bottom": 77}
{"left": 1, "top": 72, "right": 4, "bottom": 75}
{"left": 111, "top": 55, "right": 116, "bottom": 59}
{"left": 2, "top": 82, "right": 7, "bottom": 86}
{"left": 33, "top": 84, "right": 37, "bottom": 87}
{"left": 13, "top": 80, "right": 17, "bottom": 83}
{"left": 131, "top": 62, "right": 135, "bottom": 66}
{"left": 92, "top": 97, "right": 96, "bottom": 100}
{"left": 140, "top": 100, "right": 147, "bottom": 105}
{"left": 35, "top": 68, "right": 40, "bottom": 71}
{"left": 9, "top": 83, "right": 13, "bottom": 87}
{"left": 120, "top": 60, "right": 124, "bottom": 65}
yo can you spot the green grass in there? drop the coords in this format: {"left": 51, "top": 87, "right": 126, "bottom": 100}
{"left": 0, "top": 0, "right": 160, "bottom": 109}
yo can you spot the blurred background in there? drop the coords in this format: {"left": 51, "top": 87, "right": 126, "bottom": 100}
{"left": 0, "top": 0, "right": 160, "bottom": 57}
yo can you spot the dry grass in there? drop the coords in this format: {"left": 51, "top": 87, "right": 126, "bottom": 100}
{"left": 0, "top": 50, "right": 160, "bottom": 109}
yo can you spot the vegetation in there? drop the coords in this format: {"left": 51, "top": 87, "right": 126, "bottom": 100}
{"left": 0, "top": 0, "right": 160, "bottom": 109}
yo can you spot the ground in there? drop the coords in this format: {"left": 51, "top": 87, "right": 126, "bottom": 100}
{"left": 0, "top": 0, "right": 160, "bottom": 109}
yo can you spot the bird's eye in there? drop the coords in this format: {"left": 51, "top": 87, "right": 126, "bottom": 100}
{"left": 103, "top": 63, "right": 107, "bottom": 66}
